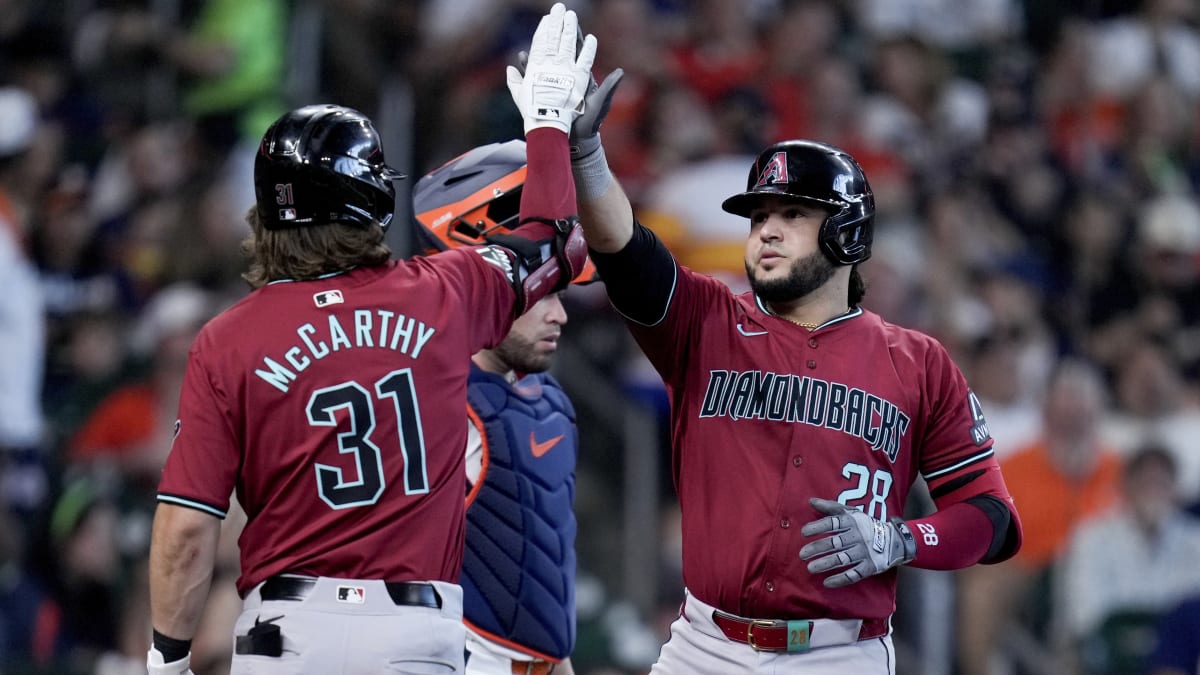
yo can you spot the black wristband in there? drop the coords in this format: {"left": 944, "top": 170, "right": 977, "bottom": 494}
{"left": 153, "top": 629, "right": 192, "bottom": 663}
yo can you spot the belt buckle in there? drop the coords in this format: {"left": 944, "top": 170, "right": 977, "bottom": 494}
{"left": 746, "top": 619, "right": 780, "bottom": 651}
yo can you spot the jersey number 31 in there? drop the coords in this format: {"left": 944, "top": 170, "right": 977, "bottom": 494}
{"left": 307, "top": 369, "right": 429, "bottom": 509}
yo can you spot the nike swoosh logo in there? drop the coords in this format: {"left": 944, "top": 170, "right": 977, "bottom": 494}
{"left": 737, "top": 323, "right": 768, "bottom": 337}
{"left": 530, "top": 432, "right": 564, "bottom": 458}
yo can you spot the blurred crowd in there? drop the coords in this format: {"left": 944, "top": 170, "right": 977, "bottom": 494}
{"left": 2, "top": 0, "right": 1200, "bottom": 674}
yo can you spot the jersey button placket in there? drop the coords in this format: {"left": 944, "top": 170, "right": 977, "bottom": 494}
{"left": 765, "top": 581, "right": 775, "bottom": 592}
{"left": 780, "top": 518, "right": 790, "bottom": 529}
{"left": 792, "top": 456, "right": 803, "bottom": 467}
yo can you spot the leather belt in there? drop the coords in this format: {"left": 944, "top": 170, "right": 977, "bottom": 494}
{"left": 510, "top": 660, "right": 555, "bottom": 675}
{"left": 711, "top": 610, "right": 888, "bottom": 652}
{"left": 259, "top": 576, "right": 442, "bottom": 609}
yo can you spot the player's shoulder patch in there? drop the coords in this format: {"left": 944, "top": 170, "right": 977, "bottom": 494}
{"left": 966, "top": 390, "right": 991, "bottom": 446}
{"left": 475, "top": 245, "right": 514, "bottom": 278}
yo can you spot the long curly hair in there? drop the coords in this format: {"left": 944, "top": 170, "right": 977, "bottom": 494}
{"left": 240, "top": 207, "right": 392, "bottom": 289}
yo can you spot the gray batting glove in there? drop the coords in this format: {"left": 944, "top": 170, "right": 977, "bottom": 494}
{"left": 505, "top": 2, "right": 596, "bottom": 135}
{"left": 570, "top": 67, "right": 623, "bottom": 161}
{"left": 799, "top": 497, "right": 917, "bottom": 588}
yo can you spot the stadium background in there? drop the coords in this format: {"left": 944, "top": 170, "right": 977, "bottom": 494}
{"left": 2, "top": 0, "right": 1200, "bottom": 673}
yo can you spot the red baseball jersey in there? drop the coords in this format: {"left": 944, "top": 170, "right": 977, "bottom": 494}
{"left": 157, "top": 250, "right": 516, "bottom": 597}
{"left": 629, "top": 266, "right": 1002, "bottom": 621}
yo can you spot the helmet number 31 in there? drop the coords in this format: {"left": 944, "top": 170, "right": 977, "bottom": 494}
{"left": 275, "top": 182, "right": 294, "bottom": 205}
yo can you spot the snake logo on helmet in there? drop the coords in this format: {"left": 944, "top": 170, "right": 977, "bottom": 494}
{"left": 721, "top": 140, "right": 875, "bottom": 266}
{"left": 412, "top": 139, "right": 597, "bottom": 283}
{"left": 254, "top": 104, "right": 406, "bottom": 231}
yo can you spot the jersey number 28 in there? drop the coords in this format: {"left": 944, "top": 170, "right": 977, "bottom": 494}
{"left": 307, "top": 369, "right": 429, "bottom": 509}
{"left": 836, "top": 462, "right": 893, "bottom": 520}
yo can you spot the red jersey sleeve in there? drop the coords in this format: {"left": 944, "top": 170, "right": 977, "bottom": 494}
{"left": 917, "top": 339, "right": 999, "bottom": 493}
{"left": 157, "top": 339, "right": 240, "bottom": 518}
{"left": 912, "top": 338, "right": 1022, "bottom": 564}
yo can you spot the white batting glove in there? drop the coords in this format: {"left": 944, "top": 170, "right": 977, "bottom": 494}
{"left": 799, "top": 497, "right": 917, "bottom": 588}
{"left": 506, "top": 2, "right": 596, "bottom": 135}
{"left": 513, "top": 51, "right": 623, "bottom": 160}
{"left": 147, "top": 646, "right": 195, "bottom": 675}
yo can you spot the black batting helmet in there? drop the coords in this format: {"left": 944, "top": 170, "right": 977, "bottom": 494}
{"left": 254, "top": 104, "right": 405, "bottom": 231}
{"left": 412, "top": 139, "right": 597, "bottom": 282}
{"left": 721, "top": 140, "right": 874, "bottom": 265}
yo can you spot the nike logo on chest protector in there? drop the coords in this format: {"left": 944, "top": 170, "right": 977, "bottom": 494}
{"left": 530, "top": 432, "right": 564, "bottom": 458}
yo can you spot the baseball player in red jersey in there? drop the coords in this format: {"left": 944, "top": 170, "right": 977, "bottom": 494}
{"left": 145, "top": 15, "right": 596, "bottom": 673}
{"left": 515, "top": 11, "right": 1025, "bottom": 672}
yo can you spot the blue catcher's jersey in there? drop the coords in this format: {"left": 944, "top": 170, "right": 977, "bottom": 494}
{"left": 462, "top": 363, "right": 578, "bottom": 659}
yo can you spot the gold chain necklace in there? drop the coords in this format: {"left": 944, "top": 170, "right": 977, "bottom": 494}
{"left": 786, "top": 318, "right": 821, "bottom": 329}
{"left": 780, "top": 308, "right": 851, "bottom": 330}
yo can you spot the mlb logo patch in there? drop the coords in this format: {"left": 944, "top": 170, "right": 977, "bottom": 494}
{"left": 314, "top": 290, "right": 344, "bottom": 308}
{"left": 278, "top": 208, "right": 297, "bottom": 221}
{"left": 336, "top": 586, "right": 365, "bottom": 604}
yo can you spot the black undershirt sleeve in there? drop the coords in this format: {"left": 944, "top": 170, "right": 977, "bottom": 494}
{"left": 588, "top": 221, "right": 678, "bottom": 326}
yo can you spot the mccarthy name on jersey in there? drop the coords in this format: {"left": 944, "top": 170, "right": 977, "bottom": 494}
{"left": 254, "top": 309, "right": 437, "bottom": 393}
{"left": 699, "top": 369, "right": 911, "bottom": 462}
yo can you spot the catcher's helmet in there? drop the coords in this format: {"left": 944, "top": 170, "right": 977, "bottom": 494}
{"left": 254, "top": 104, "right": 405, "bottom": 231}
{"left": 413, "top": 139, "right": 597, "bottom": 282}
{"left": 721, "top": 140, "right": 874, "bottom": 265}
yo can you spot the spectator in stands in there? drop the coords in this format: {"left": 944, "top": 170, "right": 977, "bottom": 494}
{"left": 963, "top": 331, "right": 1043, "bottom": 461}
{"left": 0, "top": 86, "right": 49, "bottom": 520}
{"left": 958, "top": 359, "right": 1123, "bottom": 675}
{"left": 666, "top": 0, "right": 764, "bottom": 105}
{"left": 0, "top": 509, "right": 52, "bottom": 670}
{"left": 30, "top": 476, "right": 126, "bottom": 673}
{"left": 1103, "top": 340, "right": 1200, "bottom": 505}
{"left": 83, "top": 0, "right": 288, "bottom": 210}
{"left": 68, "top": 283, "right": 217, "bottom": 495}
{"left": 1088, "top": 0, "right": 1200, "bottom": 102}
{"left": 1060, "top": 444, "right": 1200, "bottom": 674}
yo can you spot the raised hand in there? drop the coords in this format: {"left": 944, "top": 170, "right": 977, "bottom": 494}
{"left": 506, "top": 3, "right": 597, "bottom": 135}
{"left": 570, "top": 67, "right": 624, "bottom": 161}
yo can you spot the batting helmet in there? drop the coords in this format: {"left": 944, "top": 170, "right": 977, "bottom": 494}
{"left": 721, "top": 140, "right": 874, "bottom": 265}
{"left": 254, "top": 104, "right": 405, "bottom": 231}
{"left": 413, "top": 139, "right": 597, "bottom": 282}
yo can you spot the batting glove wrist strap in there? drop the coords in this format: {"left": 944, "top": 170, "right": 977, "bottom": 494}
{"left": 799, "top": 497, "right": 915, "bottom": 588}
{"left": 147, "top": 647, "right": 194, "bottom": 675}
{"left": 571, "top": 140, "right": 614, "bottom": 201}
{"left": 891, "top": 517, "right": 918, "bottom": 565}
{"left": 506, "top": 3, "right": 596, "bottom": 135}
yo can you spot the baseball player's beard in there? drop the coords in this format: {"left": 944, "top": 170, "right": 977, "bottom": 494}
{"left": 494, "top": 333, "right": 554, "bottom": 375}
{"left": 746, "top": 249, "right": 837, "bottom": 303}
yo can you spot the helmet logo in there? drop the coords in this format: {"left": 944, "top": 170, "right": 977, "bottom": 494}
{"left": 753, "top": 151, "right": 789, "bottom": 188}
{"left": 833, "top": 174, "right": 863, "bottom": 203}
